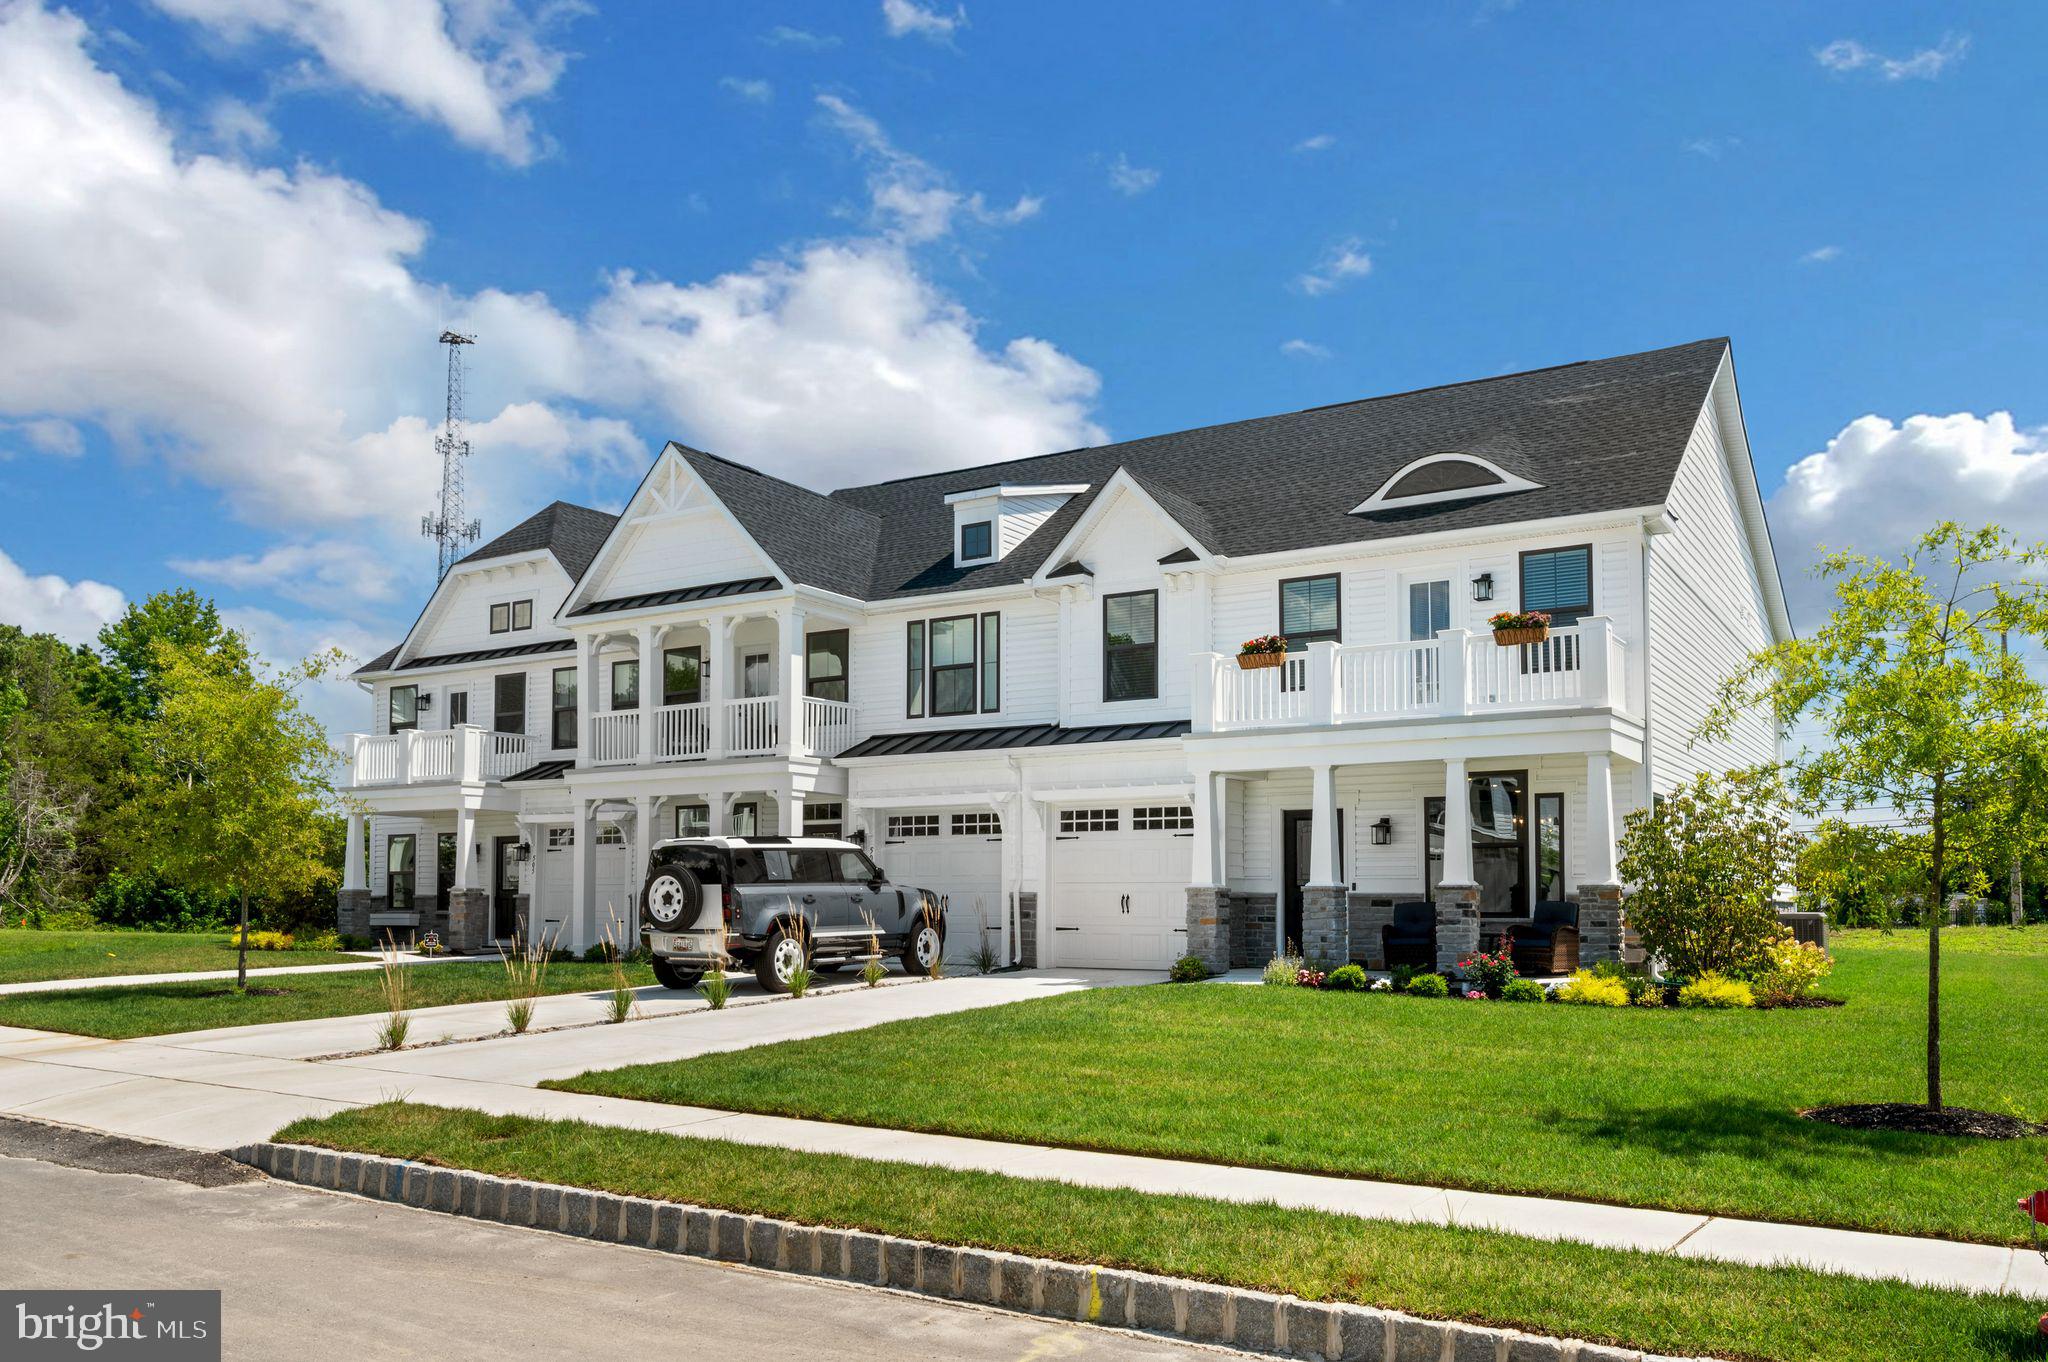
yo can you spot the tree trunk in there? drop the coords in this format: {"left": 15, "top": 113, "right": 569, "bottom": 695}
{"left": 1926, "top": 785, "right": 1944, "bottom": 1113}
{"left": 235, "top": 887, "right": 250, "bottom": 992}
{"left": 2013, "top": 857, "right": 2026, "bottom": 928}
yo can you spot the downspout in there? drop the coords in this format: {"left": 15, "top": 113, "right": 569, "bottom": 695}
{"left": 1639, "top": 512, "right": 1671, "bottom": 807}
{"left": 1006, "top": 754, "right": 1027, "bottom": 967}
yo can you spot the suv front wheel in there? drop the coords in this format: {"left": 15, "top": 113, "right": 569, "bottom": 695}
{"left": 900, "top": 919, "right": 943, "bottom": 976}
{"left": 754, "top": 925, "right": 809, "bottom": 994}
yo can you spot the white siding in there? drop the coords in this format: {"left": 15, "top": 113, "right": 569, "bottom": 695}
{"left": 1646, "top": 403, "right": 1778, "bottom": 790}
{"left": 580, "top": 511, "right": 771, "bottom": 602}
{"left": 847, "top": 594, "right": 1059, "bottom": 741}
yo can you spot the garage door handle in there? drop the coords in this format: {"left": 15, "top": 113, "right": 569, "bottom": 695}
{"left": 1054, "top": 926, "right": 1080, "bottom": 932}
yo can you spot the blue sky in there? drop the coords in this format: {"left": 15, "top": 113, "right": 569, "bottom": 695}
{"left": 1, "top": 0, "right": 2043, "bottom": 723}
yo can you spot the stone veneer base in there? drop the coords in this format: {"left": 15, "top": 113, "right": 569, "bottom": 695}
{"left": 235, "top": 1141, "right": 1695, "bottom": 1362}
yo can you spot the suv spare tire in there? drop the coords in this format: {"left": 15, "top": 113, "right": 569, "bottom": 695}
{"left": 642, "top": 864, "right": 704, "bottom": 929}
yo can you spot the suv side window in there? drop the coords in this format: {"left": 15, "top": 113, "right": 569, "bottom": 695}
{"left": 835, "top": 850, "right": 879, "bottom": 883}
{"left": 789, "top": 849, "right": 837, "bottom": 883}
{"left": 729, "top": 850, "right": 771, "bottom": 885}
{"left": 661, "top": 848, "right": 726, "bottom": 886}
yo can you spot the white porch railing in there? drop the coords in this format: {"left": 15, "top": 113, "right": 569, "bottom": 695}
{"left": 347, "top": 725, "right": 531, "bottom": 786}
{"left": 1195, "top": 617, "right": 1628, "bottom": 734}
{"left": 590, "top": 710, "right": 639, "bottom": 765}
{"left": 652, "top": 701, "right": 713, "bottom": 761}
{"left": 802, "top": 696, "right": 856, "bottom": 758}
{"left": 725, "top": 696, "right": 779, "bottom": 757}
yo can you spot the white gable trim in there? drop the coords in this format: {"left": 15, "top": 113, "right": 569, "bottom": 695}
{"left": 942, "top": 482, "right": 1090, "bottom": 505}
{"left": 557, "top": 443, "right": 785, "bottom": 619}
{"left": 1701, "top": 352, "right": 1795, "bottom": 645}
{"left": 1350, "top": 453, "right": 1543, "bottom": 514}
{"left": 394, "top": 550, "right": 560, "bottom": 668}
{"left": 1028, "top": 468, "right": 1217, "bottom": 584}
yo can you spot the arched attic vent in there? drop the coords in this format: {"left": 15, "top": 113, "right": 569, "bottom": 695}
{"left": 1349, "top": 453, "right": 1542, "bottom": 513}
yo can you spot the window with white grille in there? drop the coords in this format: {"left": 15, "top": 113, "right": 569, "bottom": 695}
{"left": 952, "top": 812, "right": 1001, "bottom": 837}
{"left": 803, "top": 802, "right": 843, "bottom": 837}
{"left": 594, "top": 825, "right": 625, "bottom": 846}
{"left": 1133, "top": 805, "right": 1194, "bottom": 832}
{"left": 546, "top": 827, "right": 574, "bottom": 851}
{"left": 887, "top": 815, "right": 940, "bottom": 839}
{"left": 1058, "top": 809, "right": 1119, "bottom": 834}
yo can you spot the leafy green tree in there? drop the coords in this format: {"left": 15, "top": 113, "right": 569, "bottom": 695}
{"left": 120, "top": 638, "right": 346, "bottom": 987}
{"left": 1616, "top": 768, "right": 1798, "bottom": 980}
{"left": 1704, "top": 523, "right": 2048, "bottom": 1110}
{"left": 0, "top": 626, "right": 120, "bottom": 906}
{"left": 88, "top": 589, "right": 249, "bottom": 725}
{"left": 1792, "top": 819, "right": 1929, "bottom": 927}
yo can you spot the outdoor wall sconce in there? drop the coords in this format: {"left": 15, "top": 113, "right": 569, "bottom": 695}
{"left": 1371, "top": 816, "right": 1393, "bottom": 845}
{"left": 1471, "top": 572, "right": 1494, "bottom": 602}
{"left": 415, "top": 693, "right": 434, "bottom": 709}
{"left": 514, "top": 841, "right": 532, "bottom": 861}
{"left": 849, "top": 827, "right": 868, "bottom": 846}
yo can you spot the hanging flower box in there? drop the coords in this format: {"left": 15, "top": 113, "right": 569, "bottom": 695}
{"left": 1237, "top": 635, "right": 1287, "bottom": 669}
{"left": 1488, "top": 611, "right": 1551, "bottom": 647}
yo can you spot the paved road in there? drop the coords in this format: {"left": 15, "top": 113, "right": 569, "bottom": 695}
{"left": 0, "top": 1147, "right": 1238, "bottom": 1361}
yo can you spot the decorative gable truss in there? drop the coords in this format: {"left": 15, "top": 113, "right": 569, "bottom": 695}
{"left": 1028, "top": 467, "right": 1221, "bottom": 587}
{"left": 559, "top": 443, "right": 786, "bottom": 619}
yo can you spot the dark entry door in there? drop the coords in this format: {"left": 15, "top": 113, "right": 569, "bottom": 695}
{"left": 492, "top": 836, "right": 521, "bottom": 939}
{"left": 1280, "top": 809, "right": 1344, "bottom": 956}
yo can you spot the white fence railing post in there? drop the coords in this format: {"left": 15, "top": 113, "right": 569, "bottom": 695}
{"left": 1191, "top": 653, "right": 1221, "bottom": 734}
{"left": 457, "top": 724, "right": 483, "bottom": 783}
{"left": 1307, "top": 640, "right": 1338, "bottom": 727}
{"left": 1580, "top": 616, "right": 1614, "bottom": 709}
{"left": 1438, "top": 628, "right": 1471, "bottom": 717}
{"left": 397, "top": 728, "right": 417, "bottom": 784}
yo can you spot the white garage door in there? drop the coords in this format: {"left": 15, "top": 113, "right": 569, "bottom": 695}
{"left": 879, "top": 811, "right": 1004, "bottom": 963}
{"left": 531, "top": 825, "right": 633, "bottom": 950}
{"left": 1049, "top": 804, "right": 1192, "bottom": 969}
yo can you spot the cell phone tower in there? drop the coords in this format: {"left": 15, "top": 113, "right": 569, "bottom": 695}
{"left": 421, "top": 330, "right": 482, "bottom": 581}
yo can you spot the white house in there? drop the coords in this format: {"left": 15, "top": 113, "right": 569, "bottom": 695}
{"left": 336, "top": 338, "right": 1789, "bottom": 975}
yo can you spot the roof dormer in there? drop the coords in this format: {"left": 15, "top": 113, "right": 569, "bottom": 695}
{"left": 944, "top": 483, "right": 1090, "bottom": 568}
{"left": 1350, "top": 453, "right": 1542, "bottom": 514}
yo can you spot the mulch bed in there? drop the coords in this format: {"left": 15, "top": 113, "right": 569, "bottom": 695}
{"left": 1756, "top": 995, "right": 1847, "bottom": 1010}
{"left": 1802, "top": 1102, "right": 2046, "bottom": 1140}
{"left": 195, "top": 987, "right": 294, "bottom": 998}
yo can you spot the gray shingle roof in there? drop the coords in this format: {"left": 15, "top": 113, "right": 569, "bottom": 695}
{"left": 673, "top": 446, "right": 880, "bottom": 600}
{"left": 459, "top": 500, "right": 618, "bottom": 582}
{"left": 823, "top": 338, "right": 1730, "bottom": 601}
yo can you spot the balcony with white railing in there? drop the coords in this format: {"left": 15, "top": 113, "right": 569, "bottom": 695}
{"left": 590, "top": 709, "right": 640, "bottom": 766}
{"left": 801, "top": 696, "right": 856, "bottom": 758}
{"left": 1195, "top": 618, "right": 1632, "bottom": 735}
{"left": 725, "top": 695, "right": 780, "bottom": 758}
{"left": 652, "top": 701, "right": 713, "bottom": 761}
{"left": 346, "top": 725, "right": 532, "bottom": 788}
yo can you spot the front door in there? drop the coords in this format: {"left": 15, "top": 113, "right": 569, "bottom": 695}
{"left": 1424, "top": 772, "right": 1530, "bottom": 917}
{"left": 492, "top": 836, "right": 521, "bottom": 939}
{"left": 1280, "top": 809, "right": 1344, "bottom": 956}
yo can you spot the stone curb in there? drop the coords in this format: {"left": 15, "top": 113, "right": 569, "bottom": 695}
{"left": 234, "top": 1141, "right": 1709, "bottom": 1362}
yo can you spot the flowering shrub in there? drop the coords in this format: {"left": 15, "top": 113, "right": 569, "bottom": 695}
{"left": 1369, "top": 977, "right": 1394, "bottom": 992}
{"left": 1404, "top": 972, "right": 1450, "bottom": 998}
{"left": 1755, "top": 931, "right": 1832, "bottom": 1004}
{"left": 1463, "top": 988, "right": 1487, "bottom": 1000}
{"left": 1238, "top": 634, "right": 1287, "bottom": 656}
{"left": 1262, "top": 954, "right": 1303, "bottom": 987}
{"left": 1555, "top": 969, "right": 1630, "bottom": 1007}
{"left": 1679, "top": 972, "right": 1755, "bottom": 1009}
{"left": 1325, "top": 963, "right": 1369, "bottom": 991}
{"left": 1500, "top": 978, "right": 1546, "bottom": 1003}
{"left": 1295, "top": 967, "right": 1327, "bottom": 989}
{"left": 231, "top": 928, "right": 294, "bottom": 951}
{"left": 1458, "top": 939, "right": 1518, "bottom": 998}
{"left": 1488, "top": 610, "right": 1551, "bottom": 633}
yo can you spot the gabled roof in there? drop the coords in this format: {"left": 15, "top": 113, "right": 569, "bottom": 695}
{"left": 673, "top": 446, "right": 881, "bottom": 602}
{"left": 459, "top": 501, "right": 617, "bottom": 580}
{"left": 827, "top": 338, "right": 1733, "bottom": 600}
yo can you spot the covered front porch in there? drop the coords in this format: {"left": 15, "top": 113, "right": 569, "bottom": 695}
{"left": 1185, "top": 716, "right": 1645, "bottom": 977}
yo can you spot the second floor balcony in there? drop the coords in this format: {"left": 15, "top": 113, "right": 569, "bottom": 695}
{"left": 586, "top": 694, "right": 855, "bottom": 766}
{"left": 346, "top": 725, "right": 533, "bottom": 788}
{"left": 1192, "top": 618, "right": 1632, "bottom": 735}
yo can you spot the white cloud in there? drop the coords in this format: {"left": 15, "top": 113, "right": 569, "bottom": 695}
{"left": 1295, "top": 238, "right": 1374, "bottom": 296}
{"left": 1279, "top": 338, "right": 1331, "bottom": 360}
{"left": 1683, "top": 135, "right": 1739, "bottom": 159}
{"left": 5, "top": 419, "right": 84, "bottom": 457}
{"left": 1106, "top": 153, "right": 1159, "bottom": 197}
{"left": 881, "top": 0, "right": 964, "bottom": 42}
{"left": 1769, "top": 411, "right": 2048, "bottom": 625}
{"left": 218, "top": 604, "right": 386, "bottom": 742}
{"left": 150, "top": 0, "right": 577, "bottom": 163}
{"left": 1815, "top": 33, "right": 1968, "bottom": 81}
{"left": 1294, "top": 133, "right": 1335, "bottom": 153}
{"left": 817, "top": 93, "right": 1040, "bottom": 242}
{"left": 205, "top": 96, "right": 276, "bottom": 153}
{"left": 0, "top": 548, "right": 125, "bottom": 644}
{"left": 764, "top": 25, "right": 838, "bottom": 49}
{"left": 720, "top": 76, "right": 773, "bottom": 104}
{"left": 172, "top": 540, "right": 404, "bottom": 611}
{"left": 1799, "top": 244, "right": 1842, "bottom": 265}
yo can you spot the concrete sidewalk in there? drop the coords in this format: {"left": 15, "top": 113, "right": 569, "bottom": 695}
{"left": 0, "top": 951, "right": 463, "bottom": 997}
{"left": 1, "top": 970, "right": 2042, "bottom": 1302}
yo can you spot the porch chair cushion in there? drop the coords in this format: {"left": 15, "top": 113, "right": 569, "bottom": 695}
{"left": 1381, "top": 900, "right": 1436, "bottom": 968}
{"left": 1510, "top": 900, "right": 1581, "bottom": 975}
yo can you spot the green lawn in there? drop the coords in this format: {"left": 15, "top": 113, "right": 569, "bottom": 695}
{"left": 0, "top": 960, "right": 652, "bottom": 1038}
{"left": 548, "top": 926, "right": 2048, "bottom": 1245}
{"left": 0, "top": 928, "right": 363, "bottom": 985}
{"left": 276, "top": 1102, "right": 2045, "bottom": 1362}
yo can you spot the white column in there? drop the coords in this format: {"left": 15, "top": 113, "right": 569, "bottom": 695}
{"left": 1307, "top": 640, "right": 1339, "bottom": 726}
{"left": 576, "top": 634, "right": 600, "bottom": 761}
{"left": 570, "top": 801, "right": 594, "bottom": 953}
{"left": 1189, "top": 770, "right": 1221, "bottom": 888}
{"left": 780, "top": 605, "right": 807, "bottom": 758}
{"left": 1438, "top": 628, "right": 1472, "bottom": 717}
{"left": 1585, "top": 751, "right": 1619, "bottom": 885}
{"left": 1580, "top": 615, "right": 1614, "bottom": 709}
{"left": 343, "top": 811, "right": 366, "bottom": 891}
{"left": 1440, "top": 757, "right": 1474, "bottom": 886}
{"left": 706, "top": 614, "right": 731, "bottom": 759}
{"left": 397, "top": 728, "right": 417, "bottom": 784}
{"left": 711, "top": 789, "right": 733, "bottom": 835}
{"left": 783, "top": 782, "right": 806, "bottom": 838}
{"left": 1191, "top": 653, "right": 1221, "bottom": 734}
{"left": 452, "top": 805, "right": 476, "bottom": 892}
{"left": 637, "top": 623, "right": 659, "bottom": 763}
{"left": 631, "top": 793, "right": 656, "bottom": 936}
{"left": 1308, "top": 762, "right": 1341, "bottom": 887}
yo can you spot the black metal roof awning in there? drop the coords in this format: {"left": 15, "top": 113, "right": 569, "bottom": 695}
{"left": 837, "top": 720, "right": 1190, "bottom": 760}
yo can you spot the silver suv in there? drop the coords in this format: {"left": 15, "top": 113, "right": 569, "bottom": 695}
{"left": 638, "top": 835, "right": 946, "bottom": 993}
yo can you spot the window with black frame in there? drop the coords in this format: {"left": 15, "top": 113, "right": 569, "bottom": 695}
{"left": 387, "top": 834, "right": 415, "bottom": 910}
{"left": 1279, "top": 574, "right": 1339, "bottom": 691}
{"left": 435, "top": 833, "right": 455, "bottom": 916}
{"left": 662, "top": 647, "right": 701, "bottom": 705}
{"left": 959, "top": 520, "right": 993, "bottom": 561}
{"left": 930, "top": 616, "right": 976, "bottom": 715}
{"left": 551, "top": 667, "right": 576, "bottom": 749}
{"left": 493, "top": 674, "right": 525, "bottom": 734}
{"left": 388, "top": 684, "right": 418, "bottom": 733}
{"left": 806, "top": 630, "right": 849, "bottom": 702}
{"left": 1519, "top": 545, "right": 1592, "bottom": 672}
{"left": 1103, "top": 590, "right": 1158, "bottom": 701}
{"left": 1535, "top": 792, "right": 1565, "bottom": 901}
{"left": 611, "top": 659, "right": 639, "bottom": 710}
